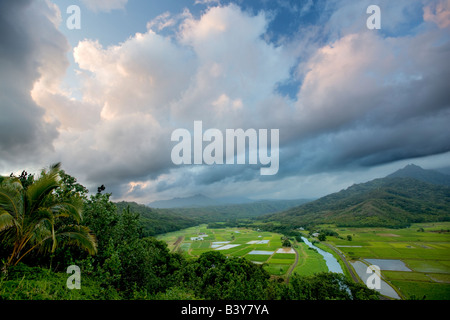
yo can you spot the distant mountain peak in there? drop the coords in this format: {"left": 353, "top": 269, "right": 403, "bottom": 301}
{"left": 404, "top": 163, "right": 421, "bottom": 169}
{"left": 387, "top": 163, "right": 450, "bottom": 186}
{"left": 174, "top": 194, "right": 209, "bottom": 200}
{"left": 389, "top": 164, "right": 426, "bottom": 175}
{"left": 148, "top": 194, "right": 254, "bottom": 208}
{"left": 148, "top": 194, "right": 216, "bottom": 208}
{"left": 392, "top": 163, "right": 424, "bottom": 172}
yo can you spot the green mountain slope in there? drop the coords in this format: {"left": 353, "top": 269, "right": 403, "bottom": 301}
{"left": 167, "top": 198, "right": 312, "bottom": 222}
{"left": 263, "top": 177, "right": 450, "bottom": 228}
{"left": 148, "top": 194, "right": 221, "bottom": 208}
{"left": 118, "top": 164, "right": 450, "bottom": 232}
{"left": 115, "top": 201, "right": 198, "bottom": 236}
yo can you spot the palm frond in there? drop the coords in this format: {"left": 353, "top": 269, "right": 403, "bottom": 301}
{"left": 0, "top": 209, "right": 14, "bottom": 232}
{"left": 1, "top": 163, "right": 99, "bottom": 265}
{"left": 55, "top": 225, "right": 98, "bottom": 255}
{"left": 0, "top": 177, "right": 23, "bottom": 221}
{"left": 26, "top": 164, "right": 61, "bottom": 214}
{"left": 26, "top": 207, "right": 53, "bottom": 230}
{"left": 49, "top": 198, "right": 83, "bottom": 222}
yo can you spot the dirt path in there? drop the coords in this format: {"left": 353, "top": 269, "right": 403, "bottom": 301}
{"left": 172, "top": 236, "right": 184, "bottom": 252}
{"left": 286, "top": 243, "right": 302, "bottom": 284}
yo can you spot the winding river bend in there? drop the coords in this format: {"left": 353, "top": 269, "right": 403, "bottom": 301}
{"left": 301, "top": 237, "right": 401, "bottom": 299}
{"left": 301, "top": 237, "right": 344, "bottom": 274}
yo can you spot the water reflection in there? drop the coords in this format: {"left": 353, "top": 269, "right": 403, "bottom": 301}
{"left": 301, "top": 237, "right": 344, "bottom": 274}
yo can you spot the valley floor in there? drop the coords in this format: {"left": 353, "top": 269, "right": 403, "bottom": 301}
{"left": 158, "top": 222, "right": 450, "bottom": 300}
{"left": 322, "top": 222, "right": 450, "bottom": 300}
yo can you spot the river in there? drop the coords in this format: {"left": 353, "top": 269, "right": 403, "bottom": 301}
{"left": 301, "top": 237, "right": 401, "bottom": 299}
{"left": 301, "top": 237, "right": 344, "bottom": 274}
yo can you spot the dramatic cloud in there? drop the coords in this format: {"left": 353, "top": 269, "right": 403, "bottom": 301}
{"left": 289, "top": 28, "right": 450, "bottom": 149}
{"left": 49, "top": 4, "right": 294, "bottom": 197}
{"left": 424, "top": 0, "right": 450, "bottom": 28}
{"left": 1, "top": 0, "right": 449, "bottom": 202}
{"left": 0, "top": 0, "right": 66, "bottom": 171}
{"left": 272, "top": 29, "right": 449, "bottom": 183}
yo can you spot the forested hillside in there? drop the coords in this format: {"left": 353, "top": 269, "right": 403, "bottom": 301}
{"left": 263, "top": 176, "right": 450, "bottom": 228}
{"left": 115, "top": 201, "right": 198, "bottom": 236}
{"left": 165, "top": 199, "right": 311, "bottom": 222}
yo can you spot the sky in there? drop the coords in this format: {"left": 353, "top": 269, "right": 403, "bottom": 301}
{"left": 1, "top": 0, "right": 449, "bottom": 204}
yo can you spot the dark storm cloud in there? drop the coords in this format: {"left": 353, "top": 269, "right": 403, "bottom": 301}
{"left": 273, "top": 20, "right": 450, "bottom": 178}
{"left": 0, "top": 0, "right": 65, "bottom": 168}
{"left": 280, "top": 109, "right": 450, "bottom": 177}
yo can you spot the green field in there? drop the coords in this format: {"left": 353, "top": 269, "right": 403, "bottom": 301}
{"left": 291, "top": 243, "right": 328, "bottom": 276}
{"left": 158, "top": 225, "right": 311, "bottom": 277}
{"left": 324, "top": 222, "right": 450, "bottom": 300}
{"left": 158, "top": 222, "right": 450, "bottom": 299}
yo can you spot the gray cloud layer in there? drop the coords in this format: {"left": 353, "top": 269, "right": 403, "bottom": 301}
{"left": 0, "top": 0, "right": 65, "bottom": 167}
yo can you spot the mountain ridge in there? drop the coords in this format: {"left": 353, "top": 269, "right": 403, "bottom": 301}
{"left": 262, "top": 164, "right": 450, "bottom": 228}
{"left": 387, "top": 163, "right": 450, "bottom": 186}
{"left": 148, "top": 193, "right": 253, "bottom": 208}
{"left": 121, "top": 164, "right": 450, "bottom": 233}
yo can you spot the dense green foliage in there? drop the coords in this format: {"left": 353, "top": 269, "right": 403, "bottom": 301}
{"left": 0, "top": 164, "right": 96, "bottom": 269}
{"left": 278, "top": 272, "right": 379, "bottom": 300}
{"left": 264, "top": 177, "right": 450, "bottom": 228}
{"left": 1, "top": 250, "right": 378, "bottom": 301}
{"left": 0, "top": 164, "right": 380, "bottom": 300}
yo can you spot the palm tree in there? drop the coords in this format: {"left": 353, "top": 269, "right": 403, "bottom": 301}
{"left": 0, "top": 163, "right": 97, "bottom": 269}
